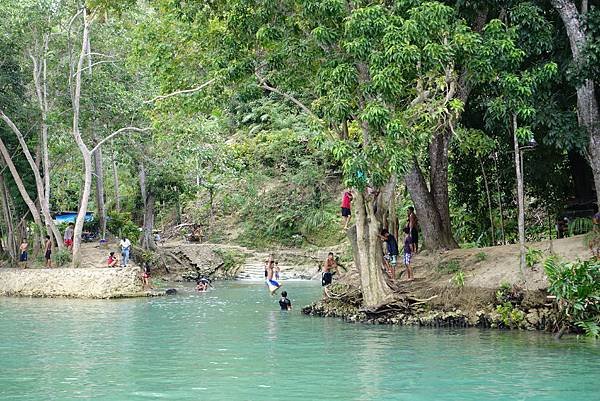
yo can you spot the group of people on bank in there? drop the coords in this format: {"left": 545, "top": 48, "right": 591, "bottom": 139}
{"left": 340, "top": 189, "right": 419, "bottom": 281}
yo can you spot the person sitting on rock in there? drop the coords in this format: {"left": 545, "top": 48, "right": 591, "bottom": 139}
{"left": 142, "top": 261, "right": 152, "bottom": 289}
{"left": 107, "top": 252, "right": 118, "bottom": 268}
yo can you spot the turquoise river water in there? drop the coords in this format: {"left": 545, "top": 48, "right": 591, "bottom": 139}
{"left": 1, "top": 281, "right": 599, "bottom": 401}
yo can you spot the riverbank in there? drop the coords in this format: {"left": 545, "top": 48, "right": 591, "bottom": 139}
{"left": 0, "top": 267, "right": 152, "bottom": 298}
{"left": 303, "top": 235, "right": 593, "bottom": 333}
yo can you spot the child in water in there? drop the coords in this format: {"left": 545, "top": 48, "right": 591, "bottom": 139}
{"left": 279, "top": 291, "right": 292, "bottom": 310}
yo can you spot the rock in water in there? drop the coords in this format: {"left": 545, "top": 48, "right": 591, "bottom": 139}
{"left": 165, "top": 288, "right": 177, "bottom": 295}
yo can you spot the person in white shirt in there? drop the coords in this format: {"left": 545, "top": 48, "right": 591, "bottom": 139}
{"left": 120, "top": 237, "right": 131, "bottom": 267}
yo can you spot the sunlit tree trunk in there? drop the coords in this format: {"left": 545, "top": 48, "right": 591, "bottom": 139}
{"left": 111, "top": 145, "right": 120, "bottom": 212}
{"left": 0, "top": 137, "right": 45, "bottom": 247}
{"left": 513, "top": 114, "right": 526, "bottom": 274}
{"left": 92, "top": 132, "right": 107, "bottom": 239}
{"left": 349, "top": 191, "right": 394, "bottom": 307}
{"left": 0, "top": 173, "right": 17, "bottom": 262}
{"left": 0, "top": 110, "right": 63, "bottom": 249}
{"left": 71, "top": 8, "right": 93, "bottom": 267}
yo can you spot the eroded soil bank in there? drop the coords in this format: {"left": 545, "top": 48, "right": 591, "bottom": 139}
{"left": 303, "top": 236, "right": 592, "bottom": 333}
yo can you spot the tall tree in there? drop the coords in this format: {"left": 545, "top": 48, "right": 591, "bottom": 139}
{"left": 551, "top": 0, "right": 600, "bottom": 206}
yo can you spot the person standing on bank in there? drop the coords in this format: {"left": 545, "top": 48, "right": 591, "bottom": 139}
{"left": 64, "top": 222, "right": 74, "bottom": 252}
{"left": 380, "top": 229, "right": 399, "bottom": 280}
{"left": 402, "top": 227, "right": 414, "bottom": 280}
{"left": 44, "top": 235, "right": 53, "bottom": 268}
{"left": 120, "top": 237, "right": 131, "bottom": 267}
{"left": 341, "top": 189, "right": 353, "bottom": 230}
{"left": 407, "top": 207, "right": 419, "bottom": 253}
{"left": 322, "top": 252, "right": 339, "bottom": 286}
{"left": 19, "top": 239, "right": 28, "bottom": 268}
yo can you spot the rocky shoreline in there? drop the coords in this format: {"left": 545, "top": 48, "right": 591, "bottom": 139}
{"left": 0, "top": 267, "right": 154, "bottom": 299}
{"left": 302, "top": 286, "right": 559, "bottom": 332}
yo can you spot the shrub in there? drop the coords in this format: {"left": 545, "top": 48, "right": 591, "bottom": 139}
{"left": 437, "top": 260, "right": 461, "bottom": 274}
{"left": 544, "top": 257, "right": 600, "bottom": 338}
{"left": 496, "top": 302, "right": 525, "bottom": 328}
{"left": 496, "top": 282, "right": 524, "bottom": 305}
{"left": 53, "top": 249, "right": 72, "bottom": 267}
{"left": 525, "top": 247, "right": 543, "bottom": 268}
{"left": 107, "top": 211, "right": 140, "bottom": 242}
{"left": 451, "top": 271, "right": 465, "bottom": 288}
{"left": 568, "top": 217, "right": 593, "bottom": 236}
{"left": 475, "top": 252, "right": 487, "bottom": 262}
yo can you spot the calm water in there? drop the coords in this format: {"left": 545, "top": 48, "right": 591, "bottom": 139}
{"left": 1, "top": 281, "right": 599, "bottom": 401}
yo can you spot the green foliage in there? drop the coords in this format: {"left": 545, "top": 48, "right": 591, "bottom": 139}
{"left": 437, "top": 260, "right": 461, "bottom": 274}
{"left": 213, "top": 249, "right": 246, "bottom": 272}
{"left": 496, "top": 302, "right": 525, "bottom": 328}
{"left": 496, "top": 282, "right": 524, "bottom": 305}
{"left": 544, "top": 257, "right": 600, "bottom": 338}
{"left": 52, "top": 249, "right": 71, "bottom": 267}
{"left": 568, "top": 217, "right": 593, "bottom": 236}
{"left": 475, "top": 252, "right": 487, "bottom": 262}
{"left": 525, "top": 247, "right": 543, "bottom": 268}
{"left": 107, "top": 211, "right": 140, "bottom": 242}
{"left": 451, "top": 270, "right": 465, "bottom": 288}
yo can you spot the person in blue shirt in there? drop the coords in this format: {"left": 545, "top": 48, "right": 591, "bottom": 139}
{"left": 380, "top": 229, "right": 399, "bottom": 280}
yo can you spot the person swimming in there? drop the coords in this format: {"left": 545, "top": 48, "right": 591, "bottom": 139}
{"left": 196, "top": 277, "right": 211, "bottom": 292}
{"left": 279, "top": 291, "right": 292, "bottom": 310}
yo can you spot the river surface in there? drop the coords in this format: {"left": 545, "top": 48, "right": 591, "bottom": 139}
{"left": 1, "top": 281, "right": 599, "bottom": 401}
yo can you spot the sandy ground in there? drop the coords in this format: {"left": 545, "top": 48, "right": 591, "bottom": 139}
{"left": 409, "top": 235, "right": 591, "bottom": 291}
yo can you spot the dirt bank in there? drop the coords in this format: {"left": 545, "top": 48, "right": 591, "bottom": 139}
{"left": 303, "top": 236, "right": 591, "bottom": 333}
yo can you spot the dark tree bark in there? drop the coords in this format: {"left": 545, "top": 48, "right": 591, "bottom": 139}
{"left": 551, "top": 0, "right": 600, "bottom": 208}
{"left": 138, "top": 160, "right": 156, "bottom": 251}
{"left": 405, "top": 162, "right": 458, "bottom": 250}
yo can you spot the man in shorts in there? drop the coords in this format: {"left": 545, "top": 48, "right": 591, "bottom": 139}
{"left": 64, "top": 222, "right": 74, "bottom": 251}
{"left": 19, "top": 239, "right": 28, "bottom": 268}
{"left": 341, "top": 189, "right": 353, "bottom": 229}
{"left": 44, "top": 235, "right": 52, "bottom": 268}
{"left": 322, "top": 252, "right": 339, "bottom": 286}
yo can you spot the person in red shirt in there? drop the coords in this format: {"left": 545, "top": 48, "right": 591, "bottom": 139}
{"left": 341, "top": 189, "right": 353, "bottom": 229}
{"left": 107, "top": 252, "right": 118, "bottom": 267}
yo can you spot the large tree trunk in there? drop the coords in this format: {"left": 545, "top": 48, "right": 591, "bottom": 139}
{"left": 111, "top": 145, "right": 121, "bottom": 212}
{"left": 141, "top": 192, "right": 157, "bottom": 251}
{"left": 405, "top": 162, "right": 458, "bottom": 250}
{"left": 93, "top": 132, "right": 107, "bottom": 239}
{"left": 376, "top": 177, "right": 398, "bottom": 239}
{"left": 138, "top": 160, "right": 156, "bottom": 250}
{"left": 0, "top": 138, "right": 45, "bottom": 246}
{"left": 0, "top": 110, "right": 63, "bottom": 249}
{"left": 348, "top": 191, "right": 394, "bottom": 307}
{"left": 513, "top": 114, "right": 526, "bottom": 274}
{"left": 71, "top": 8, "right": 93, "bottom": 268}
{"left": 552, "top": 0, "right": 600, "bottom": 207}
{"left": 0, "top": 173, "right": 17, "bottom": 262}
{"left": 429, "top": 131, "right": 452, "bottom": 231}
